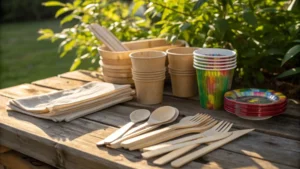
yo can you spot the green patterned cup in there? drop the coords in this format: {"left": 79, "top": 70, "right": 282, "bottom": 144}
{"left": 195, "top": 68, "right": 235, "bottom": 110}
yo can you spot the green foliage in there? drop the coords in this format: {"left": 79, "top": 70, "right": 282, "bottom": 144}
{"left": 39, "top": 0, "right": 300, "bottom": 85}
{"left": 39, "top": 0, "right": 151, "bottom": 70}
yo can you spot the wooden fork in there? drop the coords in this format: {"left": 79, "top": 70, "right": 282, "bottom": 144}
{"left": 127, "top": 119, "right": 217, "bottom": 150}
{"left": 153, "top": 121, "right": 233, "bottom": 165}
{"left": 121, "top": 114, "right": 209, "bottom": 148}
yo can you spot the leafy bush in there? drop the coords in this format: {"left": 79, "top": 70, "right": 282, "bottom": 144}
{"left": 39, "top": 0, "right": 300, "bottom": 86}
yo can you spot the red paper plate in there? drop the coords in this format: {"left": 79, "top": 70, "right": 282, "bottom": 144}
{"left": 224, "top": 106, "right": 286, "bottom": 117}
{"left": 224, "top": 88, "right": 287, "bottom": 106}
{"left": 224, "top": 99, "right": 287, "bottom": 110}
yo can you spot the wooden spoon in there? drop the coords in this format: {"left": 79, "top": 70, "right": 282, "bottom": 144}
{"left": 124, "top": 106, "right": 177, "bottom": 136}
{"left": 108, "top": 108, "right": 179, "bottom": 149}
{"left": 96, "top": 109, "right": 150, "bottom": 146}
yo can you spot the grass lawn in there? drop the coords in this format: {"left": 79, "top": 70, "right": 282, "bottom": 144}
{"left": 0, "top": 19, "right": 91, "bottom": 89}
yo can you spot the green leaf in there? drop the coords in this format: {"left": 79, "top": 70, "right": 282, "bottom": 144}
{"left": 277, "top": 67, "right": 300, "bottom": 78}
{"left": 70, "top": 58, "right": 81, "bottom": 71}
{"left": 37, "top": 29, "right": 54, "bottom": 41}
{"left": 243, "top": 11, "right": 257, "bottom": 27}
{"left": 60, "top": 14, "right": 74, "bottom": 25}
{"left": 42, "top": 1, "right": 65, "bottom": 7}
{"left": 55, "top": 7, "right": 71, "bottom": 18}
{"left": 144, "top": 6, "right": 154, "bottom": 15}
{"left": 131, "top": 1, "right": 144, "bottom": 16}
{"left": 193, "top": 0, "right": 208, "bottom": 11}
{"left": 180, "top": 23, "right": 191, "bottom": 31}
{"left": 281, "top": 45, "right": 300, "bottom": 66}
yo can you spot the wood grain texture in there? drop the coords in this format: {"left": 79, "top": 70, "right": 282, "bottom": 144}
{"left": 58, "top": 70, "right": 104, "bottom": 82}
{"left": 0, "top": 84, "right": 56, "bottom": 99}
{"left": 32, "top": 77, "right": 86, "bottom": 90}
{"left": 0, "top": 71, "right": 299, "bottom": 169}
{"left": 84, "top": 105, "right": 300, "bottom": 168}
{"left": 1, "top": 103, "right": 298, "bottom": 169}
{"left": 125, "top": 98, "right": 300, "bottom": 141}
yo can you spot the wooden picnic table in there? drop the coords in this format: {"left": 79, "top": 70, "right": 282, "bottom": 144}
{"left": 0, "top": 70, "right": 299, "bottom": 169}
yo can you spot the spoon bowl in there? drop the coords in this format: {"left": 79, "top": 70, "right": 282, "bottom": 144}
{"left": 125, "top": 106, "right": 177, "bottom": 136}
{"left": 97, "top": 109, "right": 150, "bottom": 145}
{"left": 130, "top": 109, "right": 151, "bottom": 123}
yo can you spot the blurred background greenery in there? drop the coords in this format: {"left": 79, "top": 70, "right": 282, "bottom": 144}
{"left": 0, "top": 0, "right": 299, "bottom": 99}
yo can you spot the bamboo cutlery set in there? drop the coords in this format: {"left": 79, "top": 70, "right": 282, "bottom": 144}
{"left": 97, "top": 106, "right": 254, "bottom": 167}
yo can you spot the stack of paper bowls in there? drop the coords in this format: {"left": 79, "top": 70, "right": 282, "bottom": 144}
{"left": 224, "top": 88, "right": 287, "bottom": 120}
{"left": 130, "top": 51, "right": 167, "bottom": 105}
{"left": 98, "top": 39, "right": 187, "bottom": 85}
{"left": 193, "top": 48, "right": 236, "bottom": 110}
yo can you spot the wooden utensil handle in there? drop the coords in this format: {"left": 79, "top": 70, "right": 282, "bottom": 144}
{"left": 108, "top": 125, "right": 159, "bottom": 149}
{"left": 104, "top": 122, "right": 135, "bottom": 144}
{"left": 123, "top": 122, "right": 148, "bottom": 136}
{"left": 171, "top": 129, "right": 254, "bottom": 167}
{"left": 143, "top": 133, "right": 204, "bottom": 151}
{"left": 142, "top": 133, "right": 230, "bottom": 159}
{"left": 154, "top": 144, "right": 198, "bottom": 165}
{"left": 128, "top": 125, "right": 212, "bottom": 150}
{"left": 121, "top": 127, "right": 172, "bottom": 148}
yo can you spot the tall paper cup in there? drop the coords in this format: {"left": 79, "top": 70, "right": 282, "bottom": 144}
{"left": 195, "top": 68, "right": 235, "bottom": 110}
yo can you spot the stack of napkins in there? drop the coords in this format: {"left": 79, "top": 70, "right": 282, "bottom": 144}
{"left": 7, "top": 82, "right": 134, "bottom": 122}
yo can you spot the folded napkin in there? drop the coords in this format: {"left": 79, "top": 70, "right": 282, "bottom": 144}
{"left": 7, "top": 82, "right": 134, "bottom": 122}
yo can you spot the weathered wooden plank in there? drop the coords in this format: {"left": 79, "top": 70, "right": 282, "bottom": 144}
{"left": 125, "top": 98, "right": 300, "bottom": 141}
{"left": 0, "top": 151, "right": 55, "bottom": 169}
{"left": 0, "top": 106, "right": 207, "bottom": 169}
{"left": 1, "top": 105, "right": 296, "bottom": 169}
{"left": 0, "top": 84, "right": 56, "bottom": 99}
{"left": 58, "top": 70, "right": 104, "bottom": 82}
{"left": 32, "top": 77, "right": 86, "bottom": 90}
{"left": 59, "top": 70, "right": 300, "bottom": 118}
{"left": 85, "top": 105, "right": 300, "bottom": 168}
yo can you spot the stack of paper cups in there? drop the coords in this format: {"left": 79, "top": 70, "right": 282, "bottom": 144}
{"left": 193, "top": 48, "right": 236, "bottom": 110}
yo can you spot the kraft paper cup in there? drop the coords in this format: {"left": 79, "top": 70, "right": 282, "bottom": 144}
{"left": 169, "top": 73, "right": 197, "bottom": 98}
{"left": 195, "top": 68, "right": 235, "bottom": 110}
{"left": 100, "top": 57, "right": 132, "bottom": 65}
{"left": 168, "top": 68, "right": 196, "bottom": 75}
{"left": 132, "top": 73, "right": 165, "bottom": 80}
{"left": 100, "top": 61, "right": 132, "bottom": 70}
{"left": 167, "top": 47, "right": 199, "bottom": 70}
{"left": 193, "top": 48, "right": 236, "bottom": 59}
{"left": 102, "top": 66, "right": 131, "bottom": 73}
{"left": 133, "top": 79, "right": 165, "bottom": 105}
{"left": 103, "top": 75, "right": 134, "bottom": 84}
{"left": 102, "top": 69, "right": 132, "bottom": 78}
{"left": 130, "top": 51, "right": 167, "bottom": 72}
{"left": 132, "top": 68, "right": 166, "bottom": 75}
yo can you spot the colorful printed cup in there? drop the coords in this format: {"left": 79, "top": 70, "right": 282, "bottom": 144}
{"left": 196, "top": 68, "right": 235, "bottom": 110}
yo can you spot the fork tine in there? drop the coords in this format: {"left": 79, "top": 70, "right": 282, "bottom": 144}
{"left": 192, "top": 114, "right": 205, "bottom": 122}
{"left": 191, "top": 113, "right": 201, "bottom": 120}
{"left": 197, "top": 115, "right": 209, "bottom": 123}
{"left": 218, "top": 122, "right": 230, "bottom": 132}
{"left": 216, "top": 121, "right": 228, "bottom": 131}
{"left": 220, "top": 123, "right": 233, "bottom": 132}
{"left": 211, "top": 121, "right": 224, "bottom": 130}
